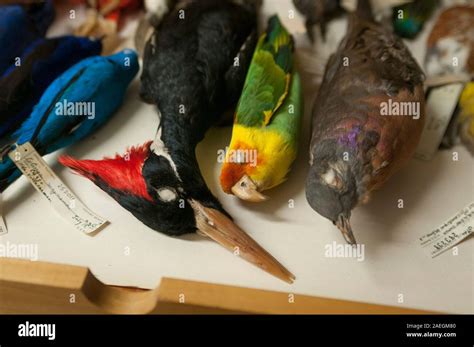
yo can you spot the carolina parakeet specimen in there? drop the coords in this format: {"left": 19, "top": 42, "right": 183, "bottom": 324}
{"left": 292, "top": 0, "right": 343, "bottom": 42}
{"left": 0, "top": 36, "right": 102, "bottom": 154}
{"left": 392, "top": 0, "right": 438, "bottom": 39}
{"left": 0, "top": 50, "right": 138, "bottom": 192}
{"left": 0, "top": 0, "right": 55, "bottom": 74}
{"left": 220, "top": 15, "right": 303, "bottom": 202}
{"left": 60, "top": 0, "right": 295, "bottom": 284}
{"left": 305, "top": 0, "right": 425, "bottom": 244}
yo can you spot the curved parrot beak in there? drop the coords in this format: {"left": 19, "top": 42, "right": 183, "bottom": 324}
{"left": 231, "top": 175, "right": 268, "bottom": 202}
{"left": 336, "top": 214, "right": 357, "bottom": 245}
{"left": 190, "top": 200, "right": 295, "bottom": 284}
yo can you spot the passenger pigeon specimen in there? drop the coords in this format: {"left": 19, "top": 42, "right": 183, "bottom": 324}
{"left": 305, "top": 0, "right": 425, "bottom": 244}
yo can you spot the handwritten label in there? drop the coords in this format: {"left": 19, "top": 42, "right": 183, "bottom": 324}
{"left": 8, "top": 142, "right": 108, "bottom": 234}
{"left": 419, "top": 202, "right": 474, "bottom": 258}
{"left": 415, "top": 83, "right": 464, "bottom": 161}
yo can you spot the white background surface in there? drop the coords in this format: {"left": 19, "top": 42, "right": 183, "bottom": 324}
{"left": 1, "top": 0, "right": 473, "bottom": 313}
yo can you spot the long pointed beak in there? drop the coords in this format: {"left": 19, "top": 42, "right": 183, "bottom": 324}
{"left": 231, "top": 175, "right": 268, "bottom": 202}
{"left": 190, "top": 200, "right": 295, "bottom": 284}
{"left": 336, "top": 214, "right": 357, "bottom": 245}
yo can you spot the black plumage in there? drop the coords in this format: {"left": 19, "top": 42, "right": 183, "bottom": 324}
{"left": 138, "top": 0, "right": 259, "bottom": 231}
{"left": 62, "top": 0, "right": 294, "bottom": 283}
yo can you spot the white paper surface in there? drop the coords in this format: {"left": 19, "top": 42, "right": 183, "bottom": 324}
{"left": 0, "top": 0, "right": 472, "bottom": 314}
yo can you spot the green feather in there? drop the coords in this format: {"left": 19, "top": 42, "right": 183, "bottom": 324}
{"left": 236, "top": 15, "right": 295, "bottom": 127}
{"left": 392, "top": 0, "right": 438, "bottom": 39}
{"left": 268, "top": 71, "right": 303, "bottom": 147}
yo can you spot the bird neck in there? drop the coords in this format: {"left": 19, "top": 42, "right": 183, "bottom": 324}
{"left": 152, "top": 113, "right": 225, "bottom": 213}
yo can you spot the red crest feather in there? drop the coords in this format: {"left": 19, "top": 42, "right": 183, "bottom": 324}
{"left": 59, "top": 141, "right": 154, "bottom": 201}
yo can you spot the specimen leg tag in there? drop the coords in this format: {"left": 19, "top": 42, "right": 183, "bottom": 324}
{"left": 8, "top": 142, "right": 108, "bottom": 234}
{"left": 419, "top": 202, "right": 474, "bottom": 258}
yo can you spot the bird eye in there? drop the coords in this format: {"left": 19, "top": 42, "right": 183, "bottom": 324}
{"left": 155, "top": 187, "right": 178, "bottom": 202}
{"left": 321, "top": 168, "right": 343, "bottom": 190}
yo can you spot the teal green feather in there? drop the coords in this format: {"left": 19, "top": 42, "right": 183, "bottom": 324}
{"left": 235, "top": 15, "right": 295, "bottom": 128}
{"left": 393, "top": 0, "right": 438, "bottom": 39}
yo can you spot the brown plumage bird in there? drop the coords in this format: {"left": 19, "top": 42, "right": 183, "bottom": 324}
{"left": 305, "top": 0, "right": 425, "bottom": 244}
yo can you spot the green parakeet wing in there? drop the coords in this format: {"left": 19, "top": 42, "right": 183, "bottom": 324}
{"left": 235, "top": 15, "right": 294, "bottom": 127}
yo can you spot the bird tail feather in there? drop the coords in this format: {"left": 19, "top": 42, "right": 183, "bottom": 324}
{"left": 260, "top": 15, "right": 294, "bottom": 73}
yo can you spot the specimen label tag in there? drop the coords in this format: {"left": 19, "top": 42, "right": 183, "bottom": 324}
{"left": 415, "top": 83, "right": 464, "bottom": 161}
{"left": 8, "top": 142, "right": 108, "bottom": 234}
{"left": 0, "top": 194, "right": 7, "bottom": 236}
{"left": 419, "top": 202, "right": 474, "bottom": 258}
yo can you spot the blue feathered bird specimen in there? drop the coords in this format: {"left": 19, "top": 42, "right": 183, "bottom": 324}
{"left": 0, "top": 0, "right": 55, "bottom": 74}
{"left": 0, "top": 36, "right": 102, "bottom": 153}
{"left": 0, "top": 49, "right": 139, "bottom": 192}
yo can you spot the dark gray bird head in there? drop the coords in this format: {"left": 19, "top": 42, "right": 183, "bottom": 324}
{"left": 305, "top": 141, "right": 359, "bottom": 244}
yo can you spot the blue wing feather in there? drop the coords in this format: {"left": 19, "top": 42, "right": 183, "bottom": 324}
{"left": 0, "top": 50, "right": 138, "bottom": 192}
{"left": 0, "top": 36, "right": 101, "bottom": 139}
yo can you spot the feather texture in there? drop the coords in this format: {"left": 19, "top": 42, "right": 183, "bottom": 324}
{"left": 0, "top": 50, "right": 139, "bottom": 192}
{"left": 0, "top": 0, "right": 55, "bottom": 74}
{"left": 220, "top": 15, "right": 303, "bottom": 195}
{"left": 0, "top": 36, "right": 102, "bottom": 147}
{"left": 305, "top": 0, "right": 425, "bottom": 244}
{"left": 60, "top": 142, "right": 153, "bottom": 201}
{"left": 392, "top": 0, "right": 438, "bottom": 39}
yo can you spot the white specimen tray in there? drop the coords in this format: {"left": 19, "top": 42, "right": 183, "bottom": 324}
{"left": 1, "top": 0, "right": 473, "bottom": 313}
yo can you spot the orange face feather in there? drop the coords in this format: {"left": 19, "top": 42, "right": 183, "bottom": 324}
{"left": 220, "top": 140, "right": 262, "bottom": 193}
{"left": 59, "top": 141, "right": 153, "bottom": 201}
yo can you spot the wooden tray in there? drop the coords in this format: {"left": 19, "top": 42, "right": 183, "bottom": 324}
{"left": 0, "top": 258, "right": 435, "bottom": 314}
{"left": 1, "top": 0, "right": 471, "bottom": 316}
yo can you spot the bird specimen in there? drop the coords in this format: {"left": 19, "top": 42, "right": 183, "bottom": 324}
{"left": 392, "top": 0, "right": 438, "bottom": 39}
{"left": 0, "top": 50, "right": 138, "bottom": 192}
{"left": 60, "top": 0, "right": 295, "bottom": 283}
{"left": 0, "top": 36, "right": 102, "bottom": 154}
{"left": 424, "top": 5, "right": 474, "bottom": 150}
{"left": 220, "top": 15, "right": 303, "bottom": 202}
{"left": 305, "top": 0, "right": 425, "bottom": 244}
{"left": 0, "top": 0, "right": 55, "bottom": 74}
{"left": 71, "top": 0, "right": 142, "bottom": 30}
{"left": 425, "top": 5, "right": 474, "bottom": 77}
{"left": 292, "top": 0, "right": 343, "bottom": 41}
{"left": 72, "top": 0, "right": 142, "bottom": 54}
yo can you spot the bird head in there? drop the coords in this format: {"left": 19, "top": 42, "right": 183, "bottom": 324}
{"left": 220, "top": 127, "right": 297, "bottom": 202}
{"left": 108, "top": 49, "right": 139, "bottom": 75}
{"left": 60, "top": 138, "right": 294, "bottom": 283}
{"left": 305, "top": 153, "right": 358, "bottom": 245}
